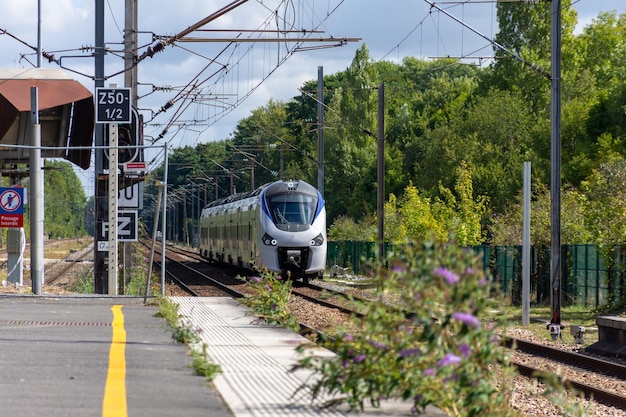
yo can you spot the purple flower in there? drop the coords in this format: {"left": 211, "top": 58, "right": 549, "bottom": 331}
{"left": 393, "top": 263, "right": 407, "bottom": 273}
{"left": 437, "top": 353, "right": 461, "bottom": 367}
{"left": 250, "top": 276, "right": 261, "bottom": 283}
{"left": 459, "top": 343, "right": 471, "bottom": 358}
{"left": 444, "top": 373, "right": 459, "bottom": 383}
{"left": 354, "top": 354, "right": 366, "bottom": 363}
{"left": 367, "top": 340, "right": 389, "bottom": 350}
{"left": 343, "top": 334, "right": 354, "bottom": 342}
{"left": 265, "top": 284, "right": 271, "bottom": 292}
{"left": 433, "top": 267, "right": 459, "bottom": 284}
{"left": 399, "top": 348, "right": 421, "bottom": 357}
{"left": 422, "top": 368, "right": 435, "bottom": 376}
{"left": 452, "top": 312, "right": 481, "bottom": 329}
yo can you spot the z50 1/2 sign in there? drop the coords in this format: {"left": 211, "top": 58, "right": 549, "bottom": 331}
{"left": 95, "top": 88, "right": 131, "bottom": 123}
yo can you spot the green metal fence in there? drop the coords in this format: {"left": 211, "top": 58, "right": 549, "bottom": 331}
{"left": 326, "top": 241, "right": 624, "bottom": 308}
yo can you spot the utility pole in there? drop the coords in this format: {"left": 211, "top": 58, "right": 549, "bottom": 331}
{"left": 549, "top": 0, "right": 562, "bottom": 340}
{"left": 94, "top": 0, "right": 107, "bottom": 293}
{"left": 377, "top": 83, "right": 385, "bottom": 263}
{"left": 317, "top": 66, "right": 324, "bottom": 196}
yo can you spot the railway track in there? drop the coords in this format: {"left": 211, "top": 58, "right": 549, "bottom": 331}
{"left": 45, "top": 243, "right": 93, "bottom": 285}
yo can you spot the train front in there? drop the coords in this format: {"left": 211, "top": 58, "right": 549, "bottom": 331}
{"left": 259, "top": 180, "right": 327, "bottom": 280}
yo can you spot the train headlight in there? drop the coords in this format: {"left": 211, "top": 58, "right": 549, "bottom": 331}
{"left": 310, "top": 233, "right": 324, "bottom": 246}
{"left": 262, "top": 233, "right": 278, "bottom": 246}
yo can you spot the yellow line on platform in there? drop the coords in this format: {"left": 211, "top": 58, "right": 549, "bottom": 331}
{"left": 102, "top": 305, "right": 127, "bottom": 417}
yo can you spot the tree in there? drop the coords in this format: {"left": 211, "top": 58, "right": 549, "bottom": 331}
{"left": 490, "top": 0, "right": 578, "bottom": 113}
{"left": 581, "top": 158, "right": 626, "bottom": 306}
{"left": 39, "top": 160, "right": 88, "bottom": 238}
{"left": 324, "top": 44, "right": 380, "bottom": 221}
{"left": 487, "top": 182, "right": 590, "bottom": 247}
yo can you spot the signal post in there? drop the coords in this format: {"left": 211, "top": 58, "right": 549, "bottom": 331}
{"left": 94, "top": 87, "right": 143, "bottom": 294}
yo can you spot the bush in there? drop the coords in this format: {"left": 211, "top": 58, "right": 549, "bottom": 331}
{"left": 296, "top": 241, "right": 520, "bottom": 416}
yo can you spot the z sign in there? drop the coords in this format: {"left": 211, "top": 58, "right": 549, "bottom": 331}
{"left": 97, "top": 211, "right": 137, "bottom": 242}
{"left": 95, "top": 88, "right": 131, "bottom": 123}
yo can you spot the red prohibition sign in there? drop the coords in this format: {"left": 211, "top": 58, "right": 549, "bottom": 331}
{"left": 0, "top": 189, "right": 22, "bottom": 212}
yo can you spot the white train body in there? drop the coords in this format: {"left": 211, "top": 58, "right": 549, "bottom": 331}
{"left": 198, "top": 180, "right": 327, "bottom": 280}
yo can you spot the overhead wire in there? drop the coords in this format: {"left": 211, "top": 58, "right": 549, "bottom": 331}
{"left": 150, "top": 0, "right": 348, "bottom": 154}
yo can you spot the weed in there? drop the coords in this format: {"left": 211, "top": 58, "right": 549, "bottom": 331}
{"left": 155, "top": 296, "right": 221, "bottom": 382}
{"left": 190, "top": 344, "right": 222, "bottom": 379}
{"left": 238, "top": 270, "right": 299, "bottom": 332}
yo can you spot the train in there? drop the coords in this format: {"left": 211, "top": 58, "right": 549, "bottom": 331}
{"left": 198, "top": 179, "right": 327, "bottom": 281}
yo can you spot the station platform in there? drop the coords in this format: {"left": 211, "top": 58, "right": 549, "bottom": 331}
{"left": 0, "top": 295, "right": 445, "bottom": 417}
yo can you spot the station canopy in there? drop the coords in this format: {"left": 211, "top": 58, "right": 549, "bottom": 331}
{"left": 0, "top": 68, "right": 94, "bottom": 170}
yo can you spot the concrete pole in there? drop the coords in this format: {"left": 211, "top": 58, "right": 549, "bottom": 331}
{"left": 30, "top": 87, "right": 44, "bottom": 294}
{"left": 377, "top": 83, "right": 385, "bottom": 262}
{"left": 522, "top": 161, "right": 531, "bottom": 326}
{"left": 108, "top": 121, "right": 119, "bottom": 295}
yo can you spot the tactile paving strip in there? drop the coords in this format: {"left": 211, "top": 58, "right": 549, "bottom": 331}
{"left": 173, "top": 297, "right": 345, "bottom": 417}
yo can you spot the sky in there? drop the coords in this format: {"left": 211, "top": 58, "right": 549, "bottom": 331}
{"left": 0, "top": 0, "right": 624, "bottom": 196}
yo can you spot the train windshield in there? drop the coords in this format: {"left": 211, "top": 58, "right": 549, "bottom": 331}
{"left": 267, "top": 193, "right": 317, "bottom": 226}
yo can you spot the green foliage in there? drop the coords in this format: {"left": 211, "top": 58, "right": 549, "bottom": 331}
{"left": 70, "top": 269, "right": 95, "bottom": 293}
{"left": 388, "top": 183, "right": 444, "bottom": 242}
{"left": 437, "top": 162, "right": 488, "bottom": 246}
{"left": 123, "top": 244, "right": 151, "bottom": 296}
{"left": 155, "top": 296, "right": 181, "bottom": 323}
{"left": 491, "top": 0, "right": 577, "bottom": 112}
{"left": 327, "top": 215, "right": 376, "bottom": 241}
{"left": 297, "top": 242, "right": 518, "bottom": 416}
{"left": 171, "top": 320, "right": 203, "bottom": 345}
{"left": 488, "top": 182, "right": 592, "bottom": 246}
{"left": 38, "top": 160, "right": 88, "bottom": 239}
{"left": 190, "top": 345, "right": 222, "bottom": 381}
{"left": 238, "top": 271, "right": 299, "bottom": 331}
{"left": 155, "top": 297, "right": 222, "bottom": 381}
{"left": 382, "top": 164, "right": 487, "bottom": 245}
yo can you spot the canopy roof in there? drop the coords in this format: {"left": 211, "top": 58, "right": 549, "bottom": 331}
{"left": 0, "top": 68, "right": 94, "bottom": 170}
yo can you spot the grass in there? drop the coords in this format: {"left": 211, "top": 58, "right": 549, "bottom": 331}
{"left": 155, "top": 296, "right": 222, "bottom": 381}
{"left": 487, "top": 301, "right": 604, "bottom": 346}
{"left": 42, "top": 238, "right": 92, "bottom": 259}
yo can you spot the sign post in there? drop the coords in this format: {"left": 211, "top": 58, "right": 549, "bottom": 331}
{"left": 95, "top": 86, "right": 130, "bottom": 295}
{"left": 0, "top": 187, "right": 25, "bottom": 286}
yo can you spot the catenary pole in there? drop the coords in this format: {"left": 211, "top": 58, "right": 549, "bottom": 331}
{"left": 317, "top": 66, "right": 324, "bottom": 197}
{"left": 94, "top": 0, "right": 107, "bottom": 293}
{"left": 161, "top": 144, "right": 168, "bottom": 296}
{"left": 549, "top": 0, "right": 562, "bottom": 339}
{"left": 377, "top": 83, "right": 385, "bottom": 263}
